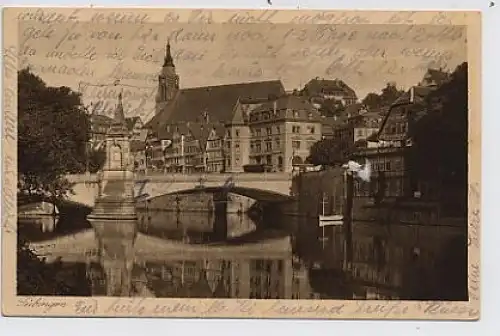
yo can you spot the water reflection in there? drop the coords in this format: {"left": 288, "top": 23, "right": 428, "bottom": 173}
{"left": 20, "top": 208, "right": 468, "bottom": 300}
{"left": 137, "top": 211, "right": 258, "bottom": 243}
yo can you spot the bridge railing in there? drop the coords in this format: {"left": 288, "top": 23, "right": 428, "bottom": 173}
{"left": 67, "top": 172, "right": 292, "bottom": 183}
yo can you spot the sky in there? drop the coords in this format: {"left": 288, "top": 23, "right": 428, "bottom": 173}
{"left": 19, "top": 14, "right": 467, "bottom": 122}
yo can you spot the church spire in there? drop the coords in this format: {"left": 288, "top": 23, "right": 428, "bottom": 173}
{"left": 113, "top": 91, "right": 126, "bottom": 124}
{"left": 163, "top": 40, "right": 175, "bottom": 67}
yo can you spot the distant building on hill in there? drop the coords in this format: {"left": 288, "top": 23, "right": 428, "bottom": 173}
{"left": 302, "top": 77, "right": 358, "bottom": 108}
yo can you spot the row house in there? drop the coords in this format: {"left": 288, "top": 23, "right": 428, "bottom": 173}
{"left": 333, "top": 108, "right": 383, "bottom": 156}
{"left": 350, "top": 70, "right": 454, "bottom": 225}
{"left": 145, "top": 94, "right": 324, "bottom": 174}
{"left": 161, "top": 122, "right": 226, "bottom": 174}
{"left": 247, "top": 95, "right": 323, "bottom": 173}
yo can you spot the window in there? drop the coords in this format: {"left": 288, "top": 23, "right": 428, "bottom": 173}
{"left": 276, "top": 126, "right": 280, "bottom": 133}
{"left": 292, "top": 126, "right": 301, "bottom": 133}
{"left": 266, "top": 127, "right": 272, "bottom": 135}
{"left": 275, "top": 138, "right": 280, "bottom": 148}
{"left": 266, "top": 141, "right": 272, "bottom": 151}
{"left": 309, "top": 126, "right": 315, "bottom": 134}
{"left": 292, "top": 140, "right": 300, "bottom": 150}
{"left": 235, "top": 130, "right": 240, "bottom": 137}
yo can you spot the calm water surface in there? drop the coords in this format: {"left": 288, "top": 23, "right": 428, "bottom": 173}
{"left": 19, "top": 206, "right": 468, "bottom": 300}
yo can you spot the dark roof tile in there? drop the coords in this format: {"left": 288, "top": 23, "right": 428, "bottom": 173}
{"left": 146, "top": 80, "right": 285, "bottom": 131}
{"left": 303, "top": 78, "right": 357, "bottom": 99}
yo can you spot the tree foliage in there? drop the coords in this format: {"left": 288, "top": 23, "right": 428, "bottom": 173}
{"left": 18, "top": 68, "right": 90, "bottom": 195}
{"left": 410, "top": 62, "right": 468, "bottom": 213}
{"left": 362, "top": 82, "right": 406, "bottom": 110}
{"left": 89, "top": 148, "right": 106, "bottom": 173}
{"left": 307, "top": 139, "right": 344, "bottom": 166}
{"left": 17, "top": 232, "right": 91, "bottom": 296}
{"left": 318, "top": 99, "right": 345, "bottom": 118}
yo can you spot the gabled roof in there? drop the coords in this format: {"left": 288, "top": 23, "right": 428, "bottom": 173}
{"left": 303, "top": 78, "right": 357, "bottom": 99}
{"left": 391, "top": 85, "right": 434, "bottom": 107}
{"left": 155, "top": 121, "right": 226, "bottom": 150}
{"left": 146, "top": 80, "right": 285, "bottom": 131}
{"left": 250, "top": 95, "right": 322, "bottom": 122}
{"left": 376, "top": 85, "right": 437, "bottom": 139}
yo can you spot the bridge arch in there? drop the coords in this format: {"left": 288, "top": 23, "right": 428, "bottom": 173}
{"left": 162, "top": 186, "right": 293, "bottom": 203}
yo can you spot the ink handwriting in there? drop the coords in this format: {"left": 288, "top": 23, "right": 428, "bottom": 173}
{"left": 12, "top": 296, "right": 480, "bottom": 319}
{"left": 17, "top": 297, "right": 67, "bottom": 313}
{"left": 2, "top": 45, "right": 18, "bottom": 235}
{"left": 16, "top": 8, "right": 465, "bottom": 127}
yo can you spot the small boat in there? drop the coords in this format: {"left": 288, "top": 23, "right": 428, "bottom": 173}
{"left": 319, "top": 214, "right": 344, "bottom": 227}
{"left": 318, "top": 193, "right": 343, "bottom": 227}
{"left": 18, "top": 201, "right": 59, "bottom": 218}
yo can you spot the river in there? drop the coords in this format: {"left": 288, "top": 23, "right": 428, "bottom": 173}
{"left": 18, "top": 206, "right": 468, "bottom": 300}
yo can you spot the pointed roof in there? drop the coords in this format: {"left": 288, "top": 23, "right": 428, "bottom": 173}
{"left": 108, "top": 92, "right": 130, "bottom": 135}
{"left": 113, "top": 91, "right": 126, "bottom": 124}
{"left": 163, "top": 40, "right": 175, "bottom": 67}
{"left": 228, "top": 99, "right": 247, "bottom": 125}
{"left": 145, "top": 80, "right": 285, "bottom": 133}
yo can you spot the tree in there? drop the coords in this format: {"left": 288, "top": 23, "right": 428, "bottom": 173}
{"left": 362, "top": 82, "right": 405, "bottom": 110}
{"left": 410, "top": 62, "right": 468, "bottom": 215}
{"left": 307, "top": 139, "right": 344, "bottom": 166}
{"left": 89, "top": 148, "right": 106, "bottom": 173}
{"left": 17, "top": 231, "right": 91, "bottom": 295}
{"left": 319, "top": 99, "right": 345, "bottom": 118}
{"left": 18, "top": 68, "right": 90, "bottom": 196}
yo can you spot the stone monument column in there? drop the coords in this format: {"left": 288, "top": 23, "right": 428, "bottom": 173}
{"left": 87, "top": 92, "right": 138, "bottom": 297}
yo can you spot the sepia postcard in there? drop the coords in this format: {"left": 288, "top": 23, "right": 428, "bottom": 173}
{"left": 2, "top": 7, "right": 481, "bottom": 320}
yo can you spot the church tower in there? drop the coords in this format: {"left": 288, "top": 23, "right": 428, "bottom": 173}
{"left": 155, "top": 40, "right": 180, "bottom": 115}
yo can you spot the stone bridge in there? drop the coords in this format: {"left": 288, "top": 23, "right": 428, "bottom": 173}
{"left": 67, "top": 173, "right": 294, "bottom": 207}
